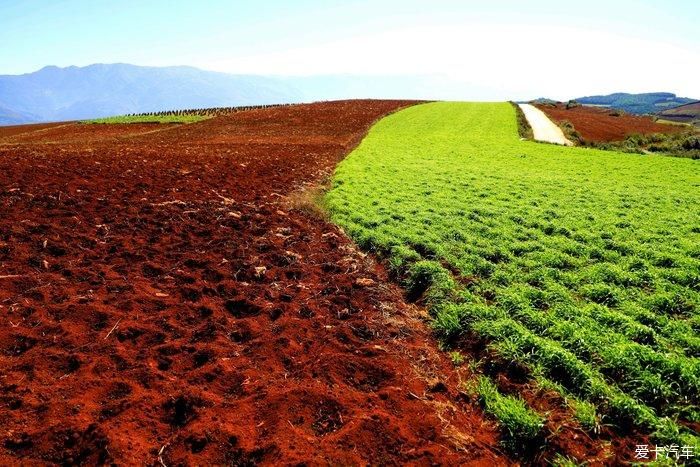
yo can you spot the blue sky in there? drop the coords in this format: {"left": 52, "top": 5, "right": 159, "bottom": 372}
{"left": 1, "top": 0, "right": 698, "bottom": 99}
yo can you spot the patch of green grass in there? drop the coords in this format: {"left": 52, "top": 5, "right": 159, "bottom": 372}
{"left": 466, "top": 376, "right": 544, "bottom": 452}
{"left": 511, "top": 101, "right": 533, "bottom": 140}
{"left": 82, "top": 114, "right": 210, "bottom": 124}
{"left": 449, "top": 351, "right": 465, "bottom": 366}
{"left": 536, "top": 376, "right": 600, "bottom": 432}
{"left": 326, "top": 102, "right": 700, "bottom": 448}
{"left": 550, "top": 454, "right": 584, "bottom": 467}
{"left": 574, "top": 129, "right": 700, "bottom": 159}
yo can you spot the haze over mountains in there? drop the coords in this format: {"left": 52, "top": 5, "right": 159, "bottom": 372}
{"left": 0, "top": 64, "right": 302, "bottom": 124}
{"left": 0, "top": 63, "right": 461, "bottom": 124}
{"left": 1, "top": 63, "right": 698, "bottom": 125}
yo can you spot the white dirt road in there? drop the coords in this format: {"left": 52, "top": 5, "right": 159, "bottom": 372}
{"left": 518, "top": 103, "right": 573, "bottom": 146}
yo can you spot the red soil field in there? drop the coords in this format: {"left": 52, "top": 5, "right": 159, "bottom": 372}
{"left": 536, "top": 103, "right": 686, "bottom": 142}
{"left": 0, "top": 101, "right": 514, "bottom": 465}
{"left": 1, "top": 122, "right": 180, "bottom": 145}
{"left": 0, "top": 122, "right": 70, "bottom": 139}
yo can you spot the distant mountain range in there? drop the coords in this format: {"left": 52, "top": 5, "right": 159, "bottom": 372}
{"left": 573, "top": 92, "right": 697, "bottom": 115}
{"left": 0, "top": 64, "right": 468, "bottom": 125}
{"left": 0, "top": 64, "right": 306, "bottom": 124}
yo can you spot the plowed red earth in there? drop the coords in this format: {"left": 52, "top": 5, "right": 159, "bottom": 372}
{"left": 0, "top": 122, "right": 70, "bottom": 139}
{"left": 0, "top": 101, "right": 511, "bottom": 465}
{"left": 536, "top": 103, "right": 685, "bottom": 142}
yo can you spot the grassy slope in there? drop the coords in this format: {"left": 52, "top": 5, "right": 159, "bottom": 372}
{"left": 83, "top": 114, "right": 210, "bottom": 124}
{"left": 326, "top": 102, "right": 700, "bottom": 448}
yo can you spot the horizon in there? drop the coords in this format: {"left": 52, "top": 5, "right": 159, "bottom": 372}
{"left": 1, "top": 0, "right": 699, "bottom": 101}
{"left": 3, "top": 62, "right": 698, "bottom": 103}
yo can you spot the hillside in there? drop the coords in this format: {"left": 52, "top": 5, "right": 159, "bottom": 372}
{"left": 574, "top": 92, "right": 696, "bottom": 114}
{"left": 536, "top": 103, "right": 686, "bottom": 142}
{"left": 656, "top": 101, "right": 700, "bottom": 126}
{"left": 0, "top": 64, "right": 302, "bottom": 124}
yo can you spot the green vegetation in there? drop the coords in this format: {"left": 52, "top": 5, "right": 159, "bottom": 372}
{"left": 467, "top": 376, "right": 544, "bottom": 452}
{"left": 83, "top": 114, "right": 210, "bottom": 124}
{"left": 326, "top": 102, "right": 700, "bottom": 450}
{"left": 594, "top": 131, "right": 700, "bottom": 159}
{"left": 565, "top": 128, "right": 700, "bottom": 160}
{"left": 449, "top": 351, "right": 465, "bottom": 366}
{"left": 511, "top": 101, "right": 533, "bottom": 140}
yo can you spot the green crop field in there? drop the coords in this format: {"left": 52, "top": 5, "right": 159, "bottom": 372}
{"left": 82, "top": 114, "right": 210, "bottom": 124}
{"left": 326, "top": 102, "right": 700, "bottom": 450}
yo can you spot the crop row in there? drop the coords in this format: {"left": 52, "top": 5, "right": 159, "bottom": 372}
{"left": 124, "top": 103, "right": 294, "bottom": 117}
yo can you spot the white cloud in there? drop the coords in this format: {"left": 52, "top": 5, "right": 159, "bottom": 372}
{"left": 201, "top": 21, "right": 700, "bottom": 100}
